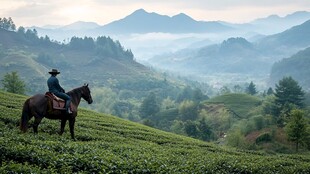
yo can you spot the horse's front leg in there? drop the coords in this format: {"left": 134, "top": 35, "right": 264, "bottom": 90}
{"left": 33, "top": 116, "right": 42, "bottom": 134}
{"left": 59, "top": 119, "right": 67, "bottom": 135}
{"left": 68, "top": 117, "right": 76, "bottom": 140}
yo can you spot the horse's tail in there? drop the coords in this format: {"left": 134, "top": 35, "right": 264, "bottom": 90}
{"left": 20, "top": 99, "right": 30, "bottom": 132}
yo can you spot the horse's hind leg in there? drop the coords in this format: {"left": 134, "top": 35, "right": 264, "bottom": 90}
{"left": 59, "top": 119, "right": 67, "bottom": 135}
{"left": 33, "top": 116, "right": 42, "bottom": 134}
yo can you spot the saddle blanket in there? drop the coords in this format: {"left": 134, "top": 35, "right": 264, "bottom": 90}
{"left": 45, "top": 92, "right": 71, "bottom": 111}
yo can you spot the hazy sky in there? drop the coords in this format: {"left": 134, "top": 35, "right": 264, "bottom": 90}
{"left": 1, "top": 0, "right": 310, "bottom": 27}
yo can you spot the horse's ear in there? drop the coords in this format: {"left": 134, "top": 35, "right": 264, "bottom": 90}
{"left": 86, "top": 83, "right": 88, "bottom": 87}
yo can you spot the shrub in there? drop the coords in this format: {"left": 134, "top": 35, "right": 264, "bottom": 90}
{"left": 255, "top": 132, "right": 272, "bottom": 144}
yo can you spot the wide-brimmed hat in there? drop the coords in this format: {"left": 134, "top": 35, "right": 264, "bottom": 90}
{"left": 48, "top": 69, "right": 60, "bottom": 74}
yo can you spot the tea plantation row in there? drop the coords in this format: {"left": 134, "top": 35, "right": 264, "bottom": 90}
{"left": 0, "top": 91, "right": 310, "bottom": 173}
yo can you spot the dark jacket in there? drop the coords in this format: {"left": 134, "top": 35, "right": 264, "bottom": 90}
{"left": 47, "top": 76, "right": 65, "bottom": 93}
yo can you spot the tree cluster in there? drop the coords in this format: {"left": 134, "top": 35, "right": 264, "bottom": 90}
{"left": 0, "top": 17, "right": 16, "bottom": 31}
{"left": 69, "top": 36, "right": 133, "bottom": 60}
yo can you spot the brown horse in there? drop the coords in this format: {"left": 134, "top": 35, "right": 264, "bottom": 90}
{"left": 20, "top": 84, "right": 93, "bottom": 140}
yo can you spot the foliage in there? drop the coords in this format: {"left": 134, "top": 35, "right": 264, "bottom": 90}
{"left": 285, "top": 109, "right": 309, "bottom": 152}
{"left": 178, "top": 100, "right": 198, "bottom": 121}
{"left": 274, "top": 76, "right": 305, "bottom": 126}
{"left": 226, "top": 129, "right": 248, "bottom": 148}
{"left": 0, "top": 17, "right": 16, "bottom": 31}
{"left": 1, "top": 71, "right": 26, "bottom": 94}
{"left": 267, "top": 87, "right": 274, "bottom": 95}
{"left": 246, "top": 81, "right": 257, "bottom": 95}
{"left": 255, "top": 132, "right": 272, "bottom": 144}
{"left": 275, "top": 77, "right": 305, "bottom": 109}
{"left": 161, "top": 97, "right": 176, "bottom": 110}
{"left": 85, "top": 87, "right": 117, "bottom": 114}
{"left": 139, "top": 92, "right": 160, "bottom": 119}
{"left": 69, "top": 36, "right": 133, "bottom": 60}
{"left": 199, "top": 107, "right": 231, "bottom": 136}
{"left": 176, "top": 86, "right": 208, "bottom": 102}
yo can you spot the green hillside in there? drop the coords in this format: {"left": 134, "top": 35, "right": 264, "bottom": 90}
{"left": 0, "top": 28, "right": 150, "bottom": 92}
{"left": 206, "top": 93, "right": 262, "bottom": 118}
{"left": 1, "top": 91, "right": 310, "bottom": 173}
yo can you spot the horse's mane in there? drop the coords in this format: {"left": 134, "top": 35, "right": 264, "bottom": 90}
{"left": 66, "top": 86, "right": 85, "bottom": 97}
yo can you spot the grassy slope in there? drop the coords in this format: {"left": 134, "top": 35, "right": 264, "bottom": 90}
{"left": 0, "top": 91, "right": 309, "bottom": 173}
{"left": 206, "top": 93, "right": 262, "bottom": 118}
{"left": 0, "top": 29, "right": 152, "bottom": 88}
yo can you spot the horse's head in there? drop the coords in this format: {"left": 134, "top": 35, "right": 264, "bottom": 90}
{"left": 81, "top": 84, "right": 93, "bottom": 104}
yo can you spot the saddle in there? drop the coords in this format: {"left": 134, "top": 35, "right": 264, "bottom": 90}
{"left": 45, "top": 92, "right": 72, "bottom": 111}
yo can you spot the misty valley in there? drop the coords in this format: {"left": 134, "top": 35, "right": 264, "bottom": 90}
{"left": 1, "top": 9, "right": 310, "bottom": 173}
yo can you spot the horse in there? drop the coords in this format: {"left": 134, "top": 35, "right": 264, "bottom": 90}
{"left": 20, "top": 84, "right": 93, "bottom": 140}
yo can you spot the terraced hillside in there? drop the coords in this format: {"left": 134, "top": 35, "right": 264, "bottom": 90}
{"left": 0, "top": 91, "right": 310, "bottom": 173}
{"left": 206, "top": 93, "right": 262, "bottom": 118}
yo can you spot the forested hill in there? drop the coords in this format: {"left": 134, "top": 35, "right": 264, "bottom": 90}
{"left": 269, "top": 47, "right": 310, "bottom": 88}
{"left": 0, "top": 27, "right": 152, "bottom": 93}
{"left": 1, "top": 90, "right": 310, "bottom": 173}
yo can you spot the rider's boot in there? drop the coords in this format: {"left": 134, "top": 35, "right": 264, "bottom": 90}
{"left": 65, "top": 100, "right": 72, "bottom": 114}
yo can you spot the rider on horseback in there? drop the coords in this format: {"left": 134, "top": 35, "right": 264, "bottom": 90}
{"left": 47, "top": 69, "right": 72, "bottom": 114}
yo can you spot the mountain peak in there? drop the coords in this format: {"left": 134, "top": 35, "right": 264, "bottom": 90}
{"left": 131, "top": 8, "right": 148, "bottom": 15}
{"left": 172, "top": 13, "right": 194, "bottom": 21}
{"left": 60, "top": 21, "right": 100, "bottom": 30}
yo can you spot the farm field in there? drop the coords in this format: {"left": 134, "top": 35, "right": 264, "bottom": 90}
{"left": 0, "top": 90, "right": 310, "bottom": 173}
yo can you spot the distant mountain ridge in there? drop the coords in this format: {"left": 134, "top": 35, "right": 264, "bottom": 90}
{"left": 269, "top": 47, "right": 310, "bottom": 88}
{"left": 60, "top": 21, "right": 101, "bottom": 31}
{"left": 257, "top": 19, "right": 310, "bottom": 56}
{"left": 94, "top": 9, "right": 232, "bottom": 34}
{"left": 220, "top": 11, "right": 310, "bottom": 35}
{"left": 252, "top": 11, "right": 310, "bottom": 24}
{"left": 149, "top": 37, "right": 266, "bottom": 75}
{"left": 148, "top": 19, "right": 310, "bottom": 87}
{"left": 30, "top": 9, "right": 310, "bottom": 38}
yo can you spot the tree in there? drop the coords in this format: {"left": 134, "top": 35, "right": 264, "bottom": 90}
{"left": 184, "top": 120, "right": 199, "bottom": 138}
{"left": 275, "top": 77, "right": 305, "bottom": 108}
{"left": 178, "top": 100, "right": 198, "bottom": 121}
{"left": 177, "top": 86, "right": 192, "bottom": 102}
{"left": 285, "top": 109, "right": 309, "bottom": 152}
{"left": 139, "top": 92, "right": 160, "bottom": 118}
{"left": 233, "top": 84, "right": 243, "bottom": 93}
{"left": 161, "top": 97, "right": 176, "bottom": 110}
{"left": 267, "top": 87, "right": 274, "bottom": 95}
{"left": 197, "top": 118, "right": 214, "bottom": 141}
{"left": 193, "top": 88, "right": 204, "bottom": 102}
{"left": 219, "top": 86, "right": 231, "bottom": 95}
{"left": 246, "top": 81, "right": 257, "bottom": 95}
{"left": 17, "top": 26, "right": 25, "bottom": 34}
{"left": 1, "top": 71, "right": 26, "bottom": 94}
{"left": 273, "top": 77, "right": 305, "bottom": 126}
{"left": 0, "top": 17, "right": 16, "bottom": 31}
